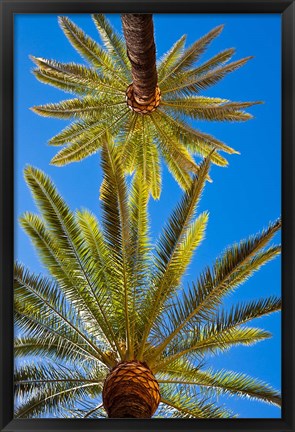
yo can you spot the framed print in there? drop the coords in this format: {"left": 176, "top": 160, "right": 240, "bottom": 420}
{"left": 0, "top": 0, "right": 294, "bottom": 431}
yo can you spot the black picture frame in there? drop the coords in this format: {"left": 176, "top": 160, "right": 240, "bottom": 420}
{"left": 0, "top": 0, "right": 294, "bottom": 431}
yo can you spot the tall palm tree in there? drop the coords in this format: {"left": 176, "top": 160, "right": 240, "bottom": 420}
{"left": 15, "top": 135, "right": 281, "bottom": 418}
{"left": 31, "top": 14, "right": 260, "bottom": 198}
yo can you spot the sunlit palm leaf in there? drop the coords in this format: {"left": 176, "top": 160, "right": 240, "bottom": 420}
{"left": 100, "top": 135, "right": 133, "bottom": 355}
{"left": 157, "top": 364, "right": 281, "bottom": 406}
{"left": 92, "top": 13, "right": 131, "bottom": 77}
{"left": 157, "top": 34, "right": 187, "bottom": 81}
{"left": 158, "top": 25, "right": 224, "bottom": 85}
{"left": 160, "top": 383, "right": 234, "bottom": 418}
{"left": 32, "top": 97, "right": 125, "bottom": 119}
{"left": 58, "top": 16, "right": 128, "bottom": 86}
{"left": 138, "top": 157, "right": 211, "bottom": 358}
{"left": 51, "top": 109, "right": 129, "bottom": 165}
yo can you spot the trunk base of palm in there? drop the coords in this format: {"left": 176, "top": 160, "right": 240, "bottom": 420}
{"left": 102, "top": 360, "right": 160, "bottom": 418}
{"left": 126, "top": 84, "right": 161, "bottom": 114}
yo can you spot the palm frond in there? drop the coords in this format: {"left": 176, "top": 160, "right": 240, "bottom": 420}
{"left": 192, "top": 48, "right": 236, "bottom": 75}
{"left": 157, "top": 365, "right": 281, "bottom": 407}
{"left": 14, "top": 264, "right": 117, "bottom": 370}
{"left": 129, "top": 172, "right": 150, "bottom": 294}
{"left": 133, "top": 116, "right": 162, "bottom": 198}
{"left": 100, "top": 134, "right": 132, "bottom": 356}
{"left": 157, "top": 34, "right": 186, "bottom": 81}
{"left": 160, "top": 383, "right": 233, "bottom": 418}
{"left": 48, "top": 116, "right": 112, "bottom": 146}
{"left": 154, "top": 326, "right": 271, "bottom": 372}
{"left": 50, "top": 108, "right": 129, "bottom": 165}
{"left": 15, "top": 370, "right": 99, "bottom": 418}
{"left": 30, "top": 56, "right": 122, "bottom": 95}
{"left": 128, "top": 172, "right": 151, "bottom": 349}
{"left": 162, "top": 57, "right": 252, "bottom": 97}
{"left": 15, "top": 308, "right": 102, "bottom": 363}
{"left": 22, "top": 167, "right": 124, "bottom": 356}
{"left": 155, "top": 292, "right": 280, "bottom": 363}
{"left": 14, "top": 336, "right": 95, "bottom": 364}
{"left": 19, "top": 213, "right": 114, "bottom": 346}
{"left": 32, "top": 96, "right": 125, "bottom": 119}
{"left": 150, "top": 112, "right": 199, "bottom": 190}
{"left": 155, "top": 138, "right": 193, "bottom": 190}
{"left": 155, "top": 247, "right": 280, "bottom": 353}
{"left": 14, "top": 361, "right": 104, "bottom": 393}
{"left": 32, "top": 69, "right": 123, "bottom": 96}
{"left": 92, "top": 14, "right": 131, "bottom": 77}
{"left": 195, "top": 326, "right": 271, "bottom": 355}
{"left": 58, "top": 16, "right": 128, "bottom": 86}
{"left": 137, "top": 158, "right": 211, "bottom": 359}
{"left": 156, "top": 108, "right": 236, "bottom": 165}
{"left": 161, "top": 98, "right": 261, "bottom": 122}
{"left": 75, "top": 210, "right": 125, "bottom": 357}
{"left": 159, "top": 25, "right": 224, "bottom": 85}
{"left": 14, "top": 263, "right": 99, "bottom": 351}
{"left": 167, "top": 221, "right": 281, "bottom": 332}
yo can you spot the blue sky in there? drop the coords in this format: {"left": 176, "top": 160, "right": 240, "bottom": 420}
{"left": 14, "top": 13, "right": 281, "bottom": 418}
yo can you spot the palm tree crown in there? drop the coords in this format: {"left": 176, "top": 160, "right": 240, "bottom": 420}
{"left": 31, "top": 14, "right": 260, "bottom": 198}
{"left": 15, "top": 135, "right": 281, "bottom": 418}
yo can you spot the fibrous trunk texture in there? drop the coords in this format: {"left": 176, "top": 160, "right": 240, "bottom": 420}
{"left": 102, "top": 360, "right": 160, "bottom": 418}
{"left": 121, "top": 14, "right": 158, "bottom": 106}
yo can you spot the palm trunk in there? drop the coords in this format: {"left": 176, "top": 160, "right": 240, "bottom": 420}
{"left": 121, "top": 14, "right": 158, "bottom": 106}
{"left": 102, "top": 360, "right": 160, "bottom": 418}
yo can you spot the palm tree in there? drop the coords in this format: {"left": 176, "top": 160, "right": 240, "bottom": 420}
{"left": 15, "top": 135, "right": 281, "bottom": 418}
{"left": 31, "top": 14, "right": 260, "bottom": 198}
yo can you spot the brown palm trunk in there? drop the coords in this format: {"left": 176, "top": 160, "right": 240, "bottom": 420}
{"left": 102, "top": 360, "right": 160, "bottom": 418}
{"left": 121, "top": 14, "right": 158, "bottom": 106}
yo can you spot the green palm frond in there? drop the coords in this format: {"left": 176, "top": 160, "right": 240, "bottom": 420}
{"left": 161, "top": 98, "right": 261, "bottom": 122}
{"left": 168, "top": 223, "right": 281, "bottom": 329}
{"left": 32, "top": 96, "right": 125, "bottom": 119}
{"left": 156, "top": 109, "right": 236, "bottom": 165}
{"left": 159, "top": 383, "right": 234, "bottom": 418}
{"left": 22, "top": 167, "right": 120, "bottom": 350}
{"left": 157, "top": 34, "right": 187, "bottom": 81}
{"left": 50, "top": 108, "right": 130, "bottom": 165}
{"left": 161, "top": 56, "right": 253, "bottom": 96}
{"left": 157, "top": 364, "right": 281, "bottom": 407}
{"left": 19, "top": 213, "right": 116, "bottom": 348}
{"left": 147, "top": 240, "right": 280, "bottom": 358}
{"left": 154, "top": 327, "right": 271, "bottom": 372}
{"left": 14, "top": 360, "right": 102, "bottom": 418}
{"left": 15, "top": 361, "right": 105, "bottom": 393}
{"left": 128, "top": 173, "right": 151, "bottom": 351}
{"left": 150, "top": 112, "right": 199, "bottom": 175}
{"left": 14, "top": 336, "right": 96, "bottom": 364}
{"left": 191, "top": 48, "right": 236, "bottom": 75}
{"left": 58, "top": 16, "right": 128, "bottom": 86}
{"left": 158, "top": 25, "right": 224, "bottom": 84}
{"left": 100, "top": 135, "right": 134, "bottom": 356}
{"left": 14, "top": 264, "right": 111, "bottom": 364}
{"left": 137, "top": 156, "right": 211, "bottom": 358}
{"left": 31, "top": 14, "right": 259, "bottom": 197}
{"left": 117, "top": 115, "right": 162, "bottom": 198}
{"left": 149, "top": 293, "right": 281, "bottom": 364}
{"left": 129, "top": 172, "right": 150, "bottom": 292}
{"left": 92, "top": 14, "right": 131, "bottom": 76}
{"left": 30, "top": 56, "right": 115, "bottom": 95}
